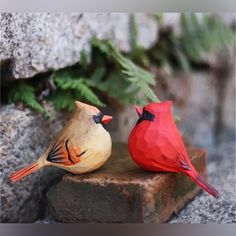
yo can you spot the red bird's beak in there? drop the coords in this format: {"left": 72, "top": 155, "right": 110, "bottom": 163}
{"left": 102, "top": 115, "right": 113, "bottom": 124}
{"left": 135, "top": 106, "right": 143, "bottom": 117}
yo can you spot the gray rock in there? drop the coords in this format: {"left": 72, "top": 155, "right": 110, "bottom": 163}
{"left": 161, "top": 13, "right": 182, "bottom": 35}
{"left": 170, "top": 142, "right": 236, "bottom": 223}
{"left": 217, "top": 13, "right": 236, "bottom": 26}
{"left": 134, "top": 13, "right": 158, "bottom": 48}
{"left": 155, "top": 71, "right": 218, "bottom": 148}
{"left": 222, "top": 64, "right": 236, "bottom": 134}
{"left": 0, "top": 105, "right": 68, "bottom": 222}
{"left": 0, "top": 13, "right": 158, "bottom": 79}
{"left": 153, "top": 69, "right": 234, "bottom": 148}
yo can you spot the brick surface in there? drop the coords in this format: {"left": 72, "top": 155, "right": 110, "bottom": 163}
{"left": 46, "top": 143, "right": 207, "bottom": 223}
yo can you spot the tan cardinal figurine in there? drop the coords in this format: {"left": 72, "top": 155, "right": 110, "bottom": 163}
{"left": 10, "top": 101, "right": 113, "bottom": 182}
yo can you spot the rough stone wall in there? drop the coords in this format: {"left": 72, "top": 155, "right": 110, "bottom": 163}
{"left": 0, "top": 105, "right": 67, "bottom": 222}
{"left": 0, "top": 13, "right": 158, "bottom": 79}
{"left": 157, "top": 70, "right": 235, "bottom": 147}
{"left": 1, "top": 13, "right": 234, "bottom": 79}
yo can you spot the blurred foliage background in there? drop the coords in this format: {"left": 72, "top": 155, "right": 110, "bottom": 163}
{"left": 2, "top": 13, "right": 234, "bottom": 114}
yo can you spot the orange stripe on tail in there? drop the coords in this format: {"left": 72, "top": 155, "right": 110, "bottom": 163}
{"left": 9, "top": 162, "right": 40, "bottom": 182}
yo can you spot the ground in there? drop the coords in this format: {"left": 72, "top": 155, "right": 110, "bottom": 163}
{"left": 170, "top": 141, "right": 235, "bottom": 223}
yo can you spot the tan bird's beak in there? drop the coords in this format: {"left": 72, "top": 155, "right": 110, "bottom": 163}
{"left": 102, "top": 115, "right": 113, "bottom": 124}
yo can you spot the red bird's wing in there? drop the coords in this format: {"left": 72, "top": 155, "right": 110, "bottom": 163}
{"left": 46, "top": 138, "right": 86, "bottom": 166}
{"left": 153, "top": 135, "right": 191, "bottom": 172}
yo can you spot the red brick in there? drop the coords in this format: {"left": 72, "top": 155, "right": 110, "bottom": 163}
{"left": 46, "top": 143, "right": 207, "bottom": 223}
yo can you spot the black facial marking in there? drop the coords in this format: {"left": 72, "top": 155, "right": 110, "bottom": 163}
{"left": 136, "top": 109, "right": 155, "bottom": 125}
{"left": 93, "top": 112, "right": 104, "bottom": 124}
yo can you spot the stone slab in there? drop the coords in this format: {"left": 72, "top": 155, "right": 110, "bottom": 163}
{"left": 46, "top": 143, "right": 207, "bottom": 223}
{"left": 0, "top": 13, "right": 158, "bottom": 79}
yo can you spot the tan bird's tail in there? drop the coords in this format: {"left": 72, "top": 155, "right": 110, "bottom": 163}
{"left": 9, "top": 161, "right": 40, "bottom": 182}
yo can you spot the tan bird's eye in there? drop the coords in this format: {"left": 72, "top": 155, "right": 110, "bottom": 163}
{"left": 93, "top": 113, "right": 104, "bottom": 124}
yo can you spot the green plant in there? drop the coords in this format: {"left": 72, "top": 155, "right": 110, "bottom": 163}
{"left": 51, "top": 70, "right": 105, "bottom": 111}
{"left": 92, "top": 38, "right": 159, "bottom": 105}
{"left": 152, "top": 13, "right": 234, "bottom": 73}
{"left": 177, "top": 13, "right": 233, "bottom": 70}
{"left": 49, "top": 38, "right": 160, "bottom": 111}
{"left": 4, "top": 13, "right": 234, "bottom": 114}
{"left": 7, "top": 82, "right": 47, "bottom": 113}
{"left": 129, "top": 14, "right": 150, "bottom": 67}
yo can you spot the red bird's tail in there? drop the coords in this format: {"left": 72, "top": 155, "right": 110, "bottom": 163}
{"left": 187, "top": 170, "right": 219, "bottom": 198}
{"left": 9, "top": 162, "right": 40, "bottom": 182}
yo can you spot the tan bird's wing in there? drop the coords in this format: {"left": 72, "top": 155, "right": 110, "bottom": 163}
{"left": 46, "top": 138, "right": 86, "bottom": 166}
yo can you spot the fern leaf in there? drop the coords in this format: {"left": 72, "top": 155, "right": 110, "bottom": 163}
{"left": 92, "top": 38, "right": 159, "bottom": 104}
{"left": 53, "top": 72, "right": 105, "bottom": 107}
{"left": 137, "top": 81, "right": 160, "bottom": 102}
{"left": 175, "top": 48, "right": 191, "bottom": 72}
{"left": 50, "top": 90, "right": 76, "bottom": 111}
{"left": 76, "top": 79, "right": 105, "bottom": 107}
{"left": 88, "top": 67, "right": 106, "bottom": 86}
{"left": 80, "top": 49, "right": 88, "bottom": 68}
{"left": 8, "top": 82, "right": 46, "bottom": 113}
{"left": 130, "top": 14, "right": 138, "bottom": 52}
{"left": 180, "top": 13, "right": 234, "bottom": 63}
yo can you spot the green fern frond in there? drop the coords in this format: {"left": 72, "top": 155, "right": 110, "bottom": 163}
{"left": 136, "top": 81, "right": 160, "bottom": 102}
{"left": 8, "top": 82, "right": 46, "bottom": 113}
{"left": 88, "top": 67, "right": 106, "bottom": 86}
{"left": 92, "top": 38, "right": 159, "bottom": 104}
{"left": 108, "top": 43, "right": 155, "bottom": 84}
{"left": 174, "top": 48, "right": 190, "bottom": 72}
{"left": 130, "top": 14, "right": 139, "bottom": 52}
{"left": 130, "top": 14, "right": 150, "bottom": 67}
{"left": 75, "top": 79, "right": 105, "bottom": 107}
{"left": 180, "top": 13, "right": 234, "bottom": 63}
{"left": 53, "top": 71, "right": 105, "bottom": 107}
{"left": 50, "top": 90, "right": 76, "bottom": 111}
{"left": 80, "top": 48, "right": 88, "bottom": 68}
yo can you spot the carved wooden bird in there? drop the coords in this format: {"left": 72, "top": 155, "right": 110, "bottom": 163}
{"left": 128, "top": 101, "right": 219, "bottom": 198}
{"left": 10, "top": 101, "right": 113, "bottom": 182}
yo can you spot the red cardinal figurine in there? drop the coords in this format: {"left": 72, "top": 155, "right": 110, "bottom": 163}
{"left": 128, "top": 101, "right": 219, "bottom": 198}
